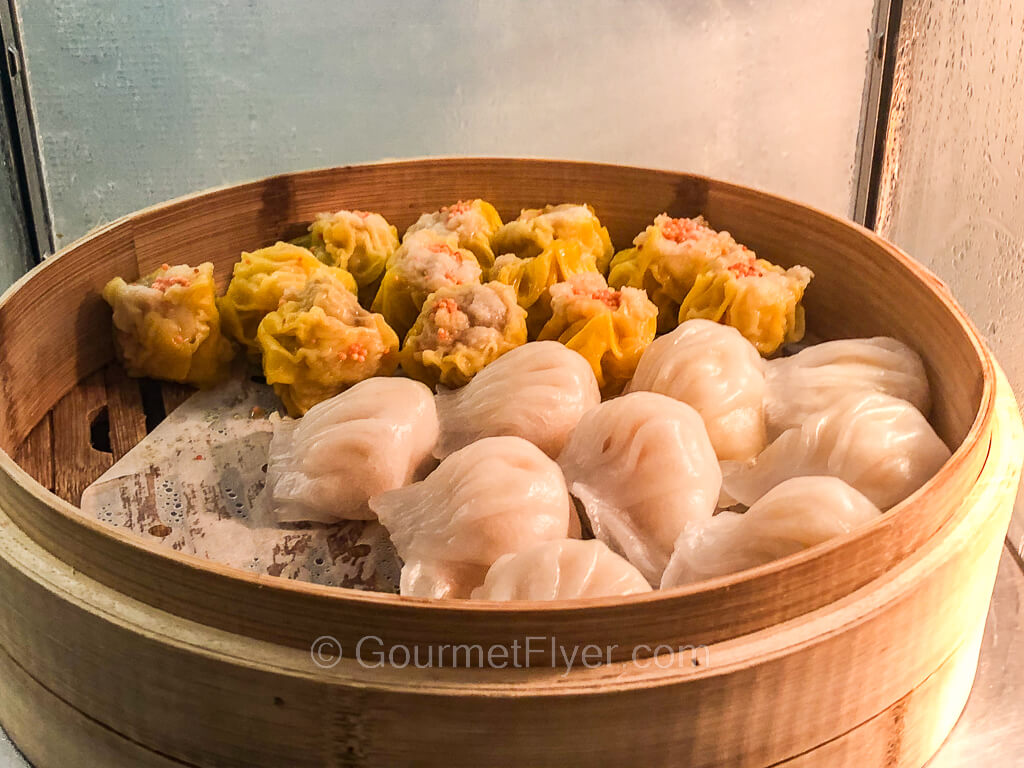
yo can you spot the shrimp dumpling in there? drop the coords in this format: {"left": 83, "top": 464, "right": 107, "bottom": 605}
{"left": 471, "top": 540, "right": 652, "bottom": 601}
{"left": 628, "top": 319, "right": 767, "bottom": 461}
{"left": 558, "top": 392, "right": 722, "bottom": 584}
{"left": 266, "top": 377, "right": 439, "bottom": 523}
{"left": 721, "top": 392, "right": 951, "bottom": 510}
{"left": 661, "top": 477, "right": 882, "bottom": 588}
{"left": 369, "top": 436, "right": 573, "bottom": 598}
{"left": 434, "top": 341, "right": 600, "bottom": 459}
{"left": 764, "top": 336, "right": 931, "bottom": 438}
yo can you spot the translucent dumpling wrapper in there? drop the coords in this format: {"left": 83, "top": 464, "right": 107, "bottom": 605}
{"left": 308, "top": 209, "right": 399, "bottom": 291}
{"left": 102, "top": 262, "right": 235, "bottom": 388}
{"left": 400, "top": 281, "right": 527, "bottom": 389}
{"left": 628, "top": 319, "right": 767, "bottom": 462}
{"left": 266, "top": 378, "right": 439, "bottom": 523}
{"left": 434, "top": 341, "right": 600, "bottom": 460}
{"left": 369, "top": 436, "right": 574, "bottom": 598}
{"left": 257, "top": 273, "right": 399, "bottom": 416}
{"left": 471, "top": 539, "right": 652, "bottom": 601}
{"left": 720, "top": 391, "right": 952, "bottom": 510}
{"left": 661, "top": 476, "right": 882, "bottom": 588}
{"left": 558, "top": 392, "right": 722, "bottom": 585}
{"left": 537, "top": 272, "right": 657, "bottom": 397}
{"left": 608, "top": 215, "right": 741, "bottom": 333}
{"left": 371, "top": 229, "right": 483, "bottom": 341}
{"left": 490, "top": 238, "right": 601, "bottom": 337}
{"left": 764, "top": 336, "right": 931, "bottom": 439}
{"left": 218, "top": 242, "right": 357, "bottom": 355}
{"left": 491, "top": 203, "right": 614, "bottom": 273}
{"left": 678, "top": 252, "right": 813, "bottom": 356}
{"left": 403, "top": 199, "right": 503, "bottom": 271}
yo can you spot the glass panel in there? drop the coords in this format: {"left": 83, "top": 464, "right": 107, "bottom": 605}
{"left": 17, "top": 0, "right": 875, "bottom": 248}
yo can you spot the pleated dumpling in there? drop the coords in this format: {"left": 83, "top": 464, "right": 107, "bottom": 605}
{"left": 371, "top": 229, "right": 483, "bottom": 340}
{"left": 266, "top": 378, "right": 439, "bottom": 523}
{"left": 257, "top": 273, "right": 399, "bottom": 416}
{"left": 764, "top": 336, "right": 931, "bottom": 438}
{"left": 492, "top": 203, "right": 614, "bottom": 273}
{"left": 661, "top": 477, "right": 881, "bottom": 588}
{"left": 471, "top": 540, "right": 652, "bottom": 601}
{"left": 720, "top": 392, "right": 951, "bottom": 510}
{"left": 490, "top": 238, "right": 601, "bottom": 337}
{"left": 369, "top": 436, "right": 573, "bottom": 598}
{"left": 558, "top": 392, "right": 722, "bottom": 584}
{"left": 628, "top": 319, "right": 767, "bottom": 462}
{"left": 678, "top": 252, "right": 813, "bottom": 356}
{"left": 538, "top": 272, "right": 657, "bottom": 396}
{"left": 307, "top": 209, "right": 399, "bottom": 291}
{"left": 434, "top": 341, "right": 600, "bottom": 459}
{"left": 608, "top": 215, "right": 739, "bottom": 333}
{"left": 218, "top": 242, "right": 357, "bottom": 355}
{"left": 102, "top": 262, "right": 235, "bottom": 387}
{"left": 403, "top": 199, "right": 503, "bottom": 271}
{"left": 400, "top": 281, "right": 527, "bottom": 389}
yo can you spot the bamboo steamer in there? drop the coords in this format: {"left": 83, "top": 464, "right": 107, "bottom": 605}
{"left": 0, "top": 159, "right": 1019, "bottom": 767}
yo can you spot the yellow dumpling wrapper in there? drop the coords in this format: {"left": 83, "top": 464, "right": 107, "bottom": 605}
{"left": 537, "top": 273, "right": 657, "bottom": 397}
{"left": 678, "top": 258, "right": 813, "bottom": 356}
{"left": 102, "top": 262, "right": 234, "bottom": 388}
{"left": 492, "top": 203, "right": 614, "bottom": 274}
{"left": 608, "top": 214, "right": 741, "bottom": 334}
{"left": 308, "top": 209, "right": 399, "bottom": 291}
{"left": 403, "top": 199, "right": 503, "bottom": 271}
{"left": 490, "top": 238, "right": 601, "bottom": 338}
{"left": 257, "top": 273, "right": 399, "bottom": 416}
{"left": 218, "top": 242, "right": 356, "bottom": 356}
{"left": 400, "top": 281, "right": 527, "bottom": 389}
{"left": 372, "top": 230, "right": 483, "bottom": 342}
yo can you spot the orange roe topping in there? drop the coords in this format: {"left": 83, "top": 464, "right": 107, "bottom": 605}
{"left": 442, "top": 200, "right": 472, "bottom": 217}
{"left": 338, "top": 342, "right": 368, "bottom": 363}
{"left": 660, "top": 217, "right": 708, "bottom": 243}
{"left": 435, "top": 327, "right": 451, "bottom": 342}
{"left": 728, "top": 259, "right": 764, "bottom": 278}
{"left": 434, "top": 298, "right": 459, "bottom": 315}
{"left": 428, "top": 241, "right": 463, "bottom": 260}
{"left": 572, "top": 282, "right": 621, "bottom": 308}
{"left": 152, "top": 275, "right": 191, "bottom": 291}
{"left": 352, "top": 210, "right": 373, "bottom": 219}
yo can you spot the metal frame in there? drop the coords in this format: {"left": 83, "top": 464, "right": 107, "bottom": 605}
{"left": 853, "top": 0, "right": 904, "bottom": 228}
{"left": 0, "top": 0, "right": 51, "bottom": 261}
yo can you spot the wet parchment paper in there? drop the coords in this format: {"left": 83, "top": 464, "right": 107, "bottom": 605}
{"left": 80, "top": 376, "right": 400, "bottom": 592}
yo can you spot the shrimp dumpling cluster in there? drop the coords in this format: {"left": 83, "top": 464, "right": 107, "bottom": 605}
{"left": 257, "top": 273, "right": 399, "bottom": 416}
{"left": 764, "top": 336, "right": 931, "bottom": 438}
{"left": 266, "top": 378, "right": 439, "bottom": 523}
{"left": 370, "top": 436, "right": 574, "bottom": 598}
{"left": 434, "top": 341, "right": 600, "bottom": 459}
{"left": 628, "top": 319, "right": 767, "bottom": 461}
{"left": 492, "top": 203, "right": 614, "bottom": 272}
{"left": 404, "top": 199, "right": 503, "bottom": 271}
{"left": 538, "top": 273, "right": 658, "bottom": 396}
{"left": 472, "top": 540, "right": 652, "bottom": 601}
{"left": 102, "top": 262, "right": 235, "bottom": 388}
{"left": 661, "top": 477, "right": 882, "bottom": 588}
{"left": 558, "top": 392, "right": 722, "bottom": 585}
{"left": 372, "top": 230, "right": 483, "bottom": 340}
{"left": 307, "top": 209, "right": 399, "bottom": 291}
{"left": 721, "top": 391, "right": 951, "bottom": 510}
{"left": 400, "top": 281, "right": 527, "bottom": 388}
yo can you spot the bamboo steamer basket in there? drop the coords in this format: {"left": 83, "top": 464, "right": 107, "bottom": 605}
{"left": 0, "top": 158, "right": 1020, "bottom": 767}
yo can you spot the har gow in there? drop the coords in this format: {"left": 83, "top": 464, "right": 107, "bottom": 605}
{"left": 558, "top": 392, "right": 721, "bottom": 585}
{"left": 434, "top": 341, "right": 601, "bottom": 459}
{"left": 266, "top": 377, "right": 438, "bottom": 524}
{"left": 628, "top": 319, "right": 767, "bottom": 461}
{"left": 721, "top": 392, "right": 951, "bottom": 510}
{"left": 471, "top": 539, "right": 652, "bottom": 601}
{"left": 369, "top": 436, "right": 573, "bottom": 598}
{"left": 765, "top": 336, "right": 931, "bottom": 438}
{"left": 662, "top": 476, "right": 882, "bottom": 588}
